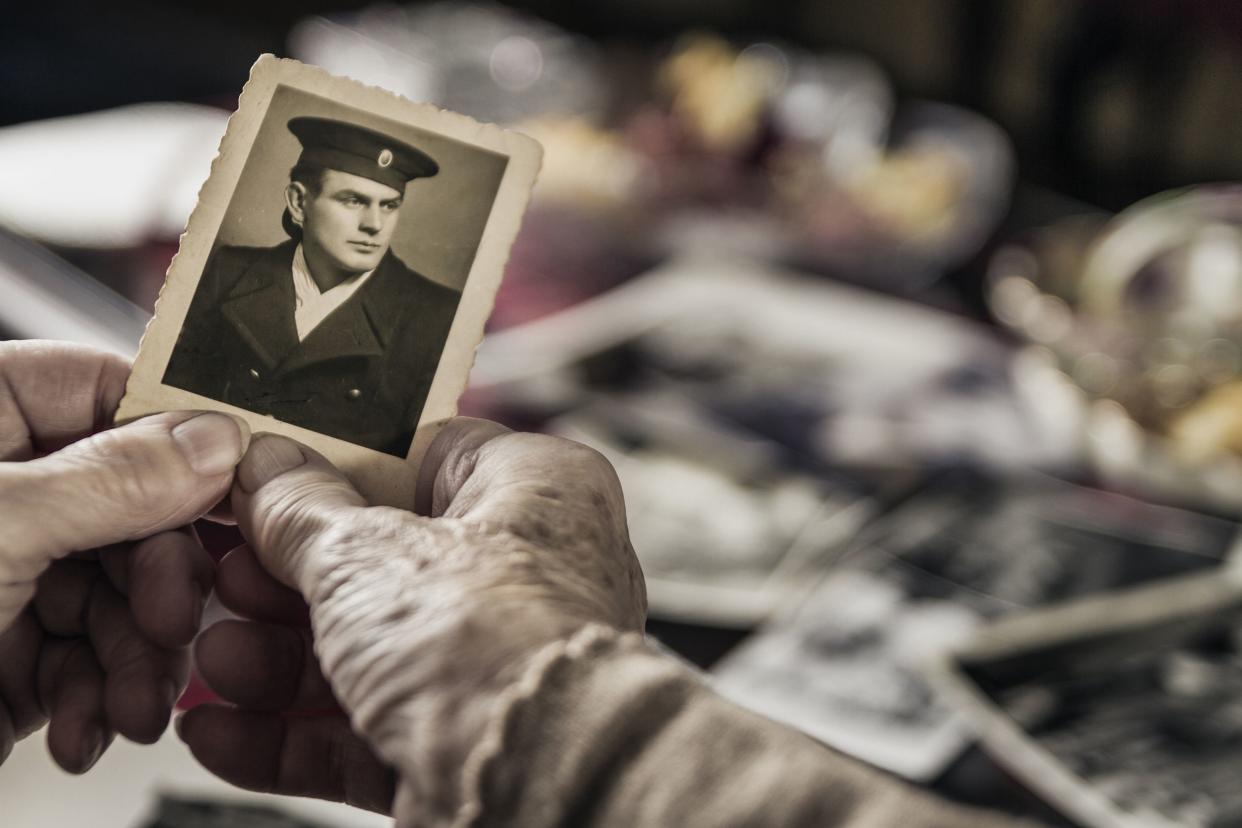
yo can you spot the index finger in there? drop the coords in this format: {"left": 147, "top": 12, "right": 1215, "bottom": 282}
{"left": 0, "top": 341, "right": 130, "bottom": 461}
{"left": 416, "top": 417, "right": 630, "bottom": 548}
{"left": 413, "top": 418, "right": 644, "bottom": 631}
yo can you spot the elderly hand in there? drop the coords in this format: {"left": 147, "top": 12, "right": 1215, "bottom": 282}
{"left": 0, "top": 340, "right": 244, "bottom": 771}
{"left": 180, "top": 418, "right": 645, "bottom": 821}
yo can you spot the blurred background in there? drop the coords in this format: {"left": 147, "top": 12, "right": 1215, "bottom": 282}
{"left": 4, "top": 1, "right": 1242, "bottom": 826}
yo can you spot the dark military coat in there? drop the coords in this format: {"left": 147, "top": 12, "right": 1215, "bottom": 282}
{"left": 163, "top": 239, "right": 460, "bottom": 456}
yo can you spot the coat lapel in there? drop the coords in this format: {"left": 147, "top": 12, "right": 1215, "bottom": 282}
{"left": 221, "top": 242, "right": 300, "bottom": 370}
{"left": 358, "top": 251, "right": 408, "bottom": 350}
{"left": 277, "top": 292, "right": 384, "bottom": 376}
{"left": 275, "top": 251, "right": 405, "bottom": 377}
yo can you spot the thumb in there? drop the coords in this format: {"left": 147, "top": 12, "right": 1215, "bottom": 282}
{"left": 230, "top": 434, "right": 368, "bottom": 594}
{"left": 0, "top": 411, "right": 245, "bottom": 628}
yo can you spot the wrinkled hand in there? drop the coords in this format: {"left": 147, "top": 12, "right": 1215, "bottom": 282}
{"left": 181, "top": 418, "right": 645, "bottom": 822}
{"left": 0, "top": 340, "right": 244, "bottom": 771}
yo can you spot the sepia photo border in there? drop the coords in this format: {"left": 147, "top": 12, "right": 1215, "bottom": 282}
{"left": 117, "top": 54, "right": 542, "bottom": 507}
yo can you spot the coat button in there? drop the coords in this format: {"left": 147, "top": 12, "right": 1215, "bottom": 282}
{"left": 346, "top": 388, "right": 362, "bottom": 400}
{"left": 248, "top": 367, "right": 261, "bottom": 380}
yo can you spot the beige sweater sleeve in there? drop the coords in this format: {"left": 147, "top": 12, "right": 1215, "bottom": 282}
{"left": 436, "top": 625, "right": 1038, "bottom": 828}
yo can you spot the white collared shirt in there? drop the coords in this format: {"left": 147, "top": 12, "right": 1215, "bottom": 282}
{"left": 291, "top": 244, "right": 377, "bottom": 342}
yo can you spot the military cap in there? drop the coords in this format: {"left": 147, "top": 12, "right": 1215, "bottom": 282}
{"left": 287, "top": 116, "right": 439, "bottom": 192}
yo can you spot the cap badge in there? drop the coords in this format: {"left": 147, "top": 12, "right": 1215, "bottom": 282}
{"left": 377, "top": 148, "right": 394, "bottom": 168}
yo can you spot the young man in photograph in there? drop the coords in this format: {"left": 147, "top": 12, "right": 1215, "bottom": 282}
{"left": 164, "top": 116, "right": 460, "bottom": 456}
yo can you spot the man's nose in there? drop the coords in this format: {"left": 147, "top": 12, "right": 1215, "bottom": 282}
{"left": 359, "top": 204, "right": 383, "bottom": 233}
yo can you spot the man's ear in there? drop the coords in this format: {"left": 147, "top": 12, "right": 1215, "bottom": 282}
{"left": 284, "top": 182, "right": 309, "bottom": 228}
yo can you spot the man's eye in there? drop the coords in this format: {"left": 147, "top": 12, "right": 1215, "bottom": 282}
{"left": 382, "top": 202, "right": 400, "bottom": 212}
{"left": 341, "top": 196, "right": 363, "bottom": 206}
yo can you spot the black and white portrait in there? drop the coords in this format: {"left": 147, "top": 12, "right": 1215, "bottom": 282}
{"left": 162, "top": 84, "right": 508, "bottom": 457}
{"left": 118, "top": 58, "right": 540, "bottom": 505}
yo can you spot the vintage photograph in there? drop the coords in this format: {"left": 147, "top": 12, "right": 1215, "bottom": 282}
{"left": 711, "top": 470, "right": 1240, "bottom": 781}
{"left": 117, "top": 56, "right": 541, "bottom": 505}
{"left": 713, "top": 568, "right": 981, "bottom": 781}
{"left": 932, "top": 575, "right": 1242, "bottom": 828}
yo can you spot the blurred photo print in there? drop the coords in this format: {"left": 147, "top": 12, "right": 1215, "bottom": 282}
{"left": 932, "top": 574, "right": 1242, "bottom": 828}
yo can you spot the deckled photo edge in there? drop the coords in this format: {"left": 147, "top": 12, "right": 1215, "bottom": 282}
{"left": 117, "top": 54, "right": 279, "bottom": 419}
{"left": 410, "top": 123, "right": 543, "bottom": 463}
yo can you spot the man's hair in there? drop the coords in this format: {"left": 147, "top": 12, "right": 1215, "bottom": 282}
{"left": 281, "top": 162, "right": 326, "bottom": 239}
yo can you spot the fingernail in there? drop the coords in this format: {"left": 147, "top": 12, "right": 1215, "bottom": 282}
{"left": 238, "top": 435, "right": 307, "bottom": 494}
{"left": 172, "top": 413, "right": 244, "bottom": 477}
{"left": 80, "top": 725, "right": 104, "bottom": 771}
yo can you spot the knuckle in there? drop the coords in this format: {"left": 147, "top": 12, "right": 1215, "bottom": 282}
{"left": 569, "top": 444, "right": 625, "bottom": 499}
{"left": 46, "top": 637, "right": 99, "bottom": 693}
{"left": 253, "top": 487, "right": 330, "bottom": 559}
{"left": 88, "top": 592, "right": 152, "bottom": 677}
{"left": 126, "top": 533, "right": 178, "bottom": 582}
{"left": 537, "top": 436, "right": 625, "bottom": 507}
{"left": 310, "top": 512, "right": 421, "bottom": 599}
{"left": 251, "top": 482, "right": 368, "bottom": 582}
{"left": 101, "top": 635, "right": 152, "bottom": 679}
{"left": 511, "top": 434, "right": 625, "bottom": 506}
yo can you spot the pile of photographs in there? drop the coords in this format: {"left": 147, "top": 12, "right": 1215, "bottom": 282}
{"left": 471, "top": 255, "right": 1076, "bottom": 624}
{"left": 712, "top": 469, "right": 1239, "bottom": 782}
{"left": 931, "top": 573, "right": 1242, "bottom": 828}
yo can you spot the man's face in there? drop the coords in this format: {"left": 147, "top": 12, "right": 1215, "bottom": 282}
{"left": 296, "top": 169, "right": 404, "bottom": 274}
